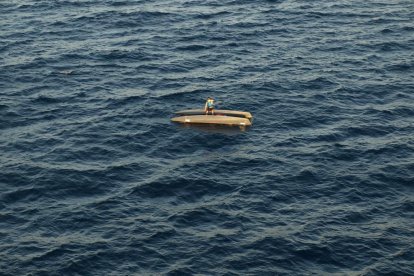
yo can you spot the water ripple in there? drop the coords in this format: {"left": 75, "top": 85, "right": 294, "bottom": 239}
{"left": 1, "top": 0, "right": 414, "bottom": 275}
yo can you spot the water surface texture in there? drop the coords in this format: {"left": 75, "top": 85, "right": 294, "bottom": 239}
{"left": 1, "top": 0, "right": 414, "bottom": 275}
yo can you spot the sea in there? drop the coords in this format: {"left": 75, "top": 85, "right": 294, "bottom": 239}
{"left": 1, "top": 0, "right": 413, "bottom": 275}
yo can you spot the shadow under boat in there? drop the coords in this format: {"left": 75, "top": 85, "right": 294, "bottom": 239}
{"left": 174, "top": 122, "right": 250, "bottom": 134}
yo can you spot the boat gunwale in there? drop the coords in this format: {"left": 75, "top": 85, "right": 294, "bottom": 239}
{"left": 171, "top": 115, "right": 252, "bottom": 126}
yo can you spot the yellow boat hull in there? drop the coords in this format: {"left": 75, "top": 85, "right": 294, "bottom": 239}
{"left": 171, "top": 115, "right": 252, "bottom": 126}
{"left": 175, "top": 109, "right": 252, "bottom": 120}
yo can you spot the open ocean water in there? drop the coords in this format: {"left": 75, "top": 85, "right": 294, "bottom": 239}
{"left": 1, "top": 0, "right": 414, "bottom": 275}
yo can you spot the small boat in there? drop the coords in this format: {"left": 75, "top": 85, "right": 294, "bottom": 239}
{"left": 171, "top": 109, "right": 253, "bottom": 127}
{"left": 174, "top": 109, "right": 253, "bottom": 120}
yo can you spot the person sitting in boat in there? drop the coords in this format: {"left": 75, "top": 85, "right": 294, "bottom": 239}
{"left": 205, "top": 97, "right": 215, "bottom": 115}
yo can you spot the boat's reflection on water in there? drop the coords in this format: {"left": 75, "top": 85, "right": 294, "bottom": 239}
{"left": 175, "top": 123, "right": 250, "bottom": 135}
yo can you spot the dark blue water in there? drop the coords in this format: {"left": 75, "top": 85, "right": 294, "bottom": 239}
{"left": 1, "top": 0, "right": 414, "bottom": 275}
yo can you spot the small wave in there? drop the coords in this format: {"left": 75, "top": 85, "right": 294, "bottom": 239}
{"left": 59, "top": 53, "right": 90, "bottom": 61}
{"left": 342, "top": 210, "right": 371, "bottom": 224}
{"left": 0, "top": 111, "right": 23, "bottom": 129}
{"left": 294, "top": 244, "right": 342, "bottom": 267}
{"left": 0, "top": 212, "right": 28, "bottom": 225}
{"left": 386, "top": 106, "right": 414, "bottom": 117}
{"left": 167, "top": 206, "right": 232, "bottom": 226}
{"left": 380, "top": 28, "right": 394, "bottom": 34}
{"left": 299, "top": 76, "right": 339, "bottom": 90}
{"left": 368, "top": 17, "right": 404, "bottom": 24}
{"left": 194, "top": 11, "right": 231, "bottom": 20}
{"left": 243, "top": 236, "right": 293, "bottom": 258}
{"left": 385, "top": 62, "right": 413, "bottom": 72}
{"left": 1, "top": 187, "right": 43, "bottom": 204}
{"left": 0, "top": 104, "right": 9, "bottom": 111}
{"left": 32, "top": 95, "right": 65, "bottom": 104}
{"left": 72, "top": 10, "right": 177, "bottom": 27}
{"left": 0, "top": 2, "right": 16, "bottom": 10}
{"left": 166, "top": 267, "right": 195, "bottom": 275}
{"left": 29, "top": 243, "right": 78, "bottom": 264}
{"left": 109, "top": 1, "right": 130, "bottom": 7}
{"left": 176, "top": 44, "right": 216, "bottom": 51}
{"left": 105, "top": 93, "right": 145, "bottom": 103}
{"left": 293, "top": 167, "right": 322, "bottom": 183}
{"left": 309, "top": 131, "right": 345, "bottom": 142}
{"left": 402, "top": 26, "right": 414, "bottom": 32}
{"left": 154, "top": 88, "right": 210, "bottom": 99}
{"left": 130, "top": 177, "right": 233, "bottom": 202}
{"left": 95, "top": 49, "right": 149, "bottom": 61}
{"left": 373, "top": 41, "right": 410, "bottom": 52}
{"left": 146, "top": 227, "right": 178, "bottom": 244}
{"left": 370, "top": 172, "right": 413, "bottom": 187}
{"left": 400, "top": 200, "right": 414, "bottom": 213}
{"left": 341, "top": 124, "right": 394, "bottom": 138}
